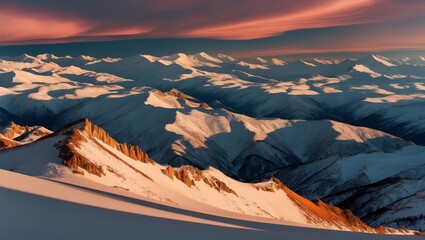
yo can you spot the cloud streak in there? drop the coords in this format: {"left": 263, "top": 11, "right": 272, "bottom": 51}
{"left": 185, "top": 0, "right": 375, "bottom": 39}
{"left": 0, "top": 0, "right": 424, "bottom": 53}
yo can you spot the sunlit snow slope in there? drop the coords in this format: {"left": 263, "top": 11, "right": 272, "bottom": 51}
{"left": 0, "top": 119, "right": 409, "bottom": 235}
{"left": 1, "top": 169, "right": 422, "bottom": 240}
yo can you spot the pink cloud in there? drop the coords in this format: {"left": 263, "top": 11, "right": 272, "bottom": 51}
{"left": 184, "top": 0, "right": 375, "bottom": 39}
{"left": 0, "top": 9, "right": 87, "bottom": 42}
{"left": 0, "top": 0, "right": 424, "bottom": 49}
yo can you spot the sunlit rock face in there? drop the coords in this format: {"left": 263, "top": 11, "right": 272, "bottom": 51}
{"left": 0, "top": 121, "right": 52, "bottom": 150}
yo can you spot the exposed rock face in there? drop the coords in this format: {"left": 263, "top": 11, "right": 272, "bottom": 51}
{"left": 1, "top": 122, "right": 51, "bottom": 140}
{"left": 13, "top": 127, "right": 49, "bottom": 141}
{"left": 0, "top": 122, "right": 51, "bottom": 150}
{"left": 161, "top": 166, "right": 175, "bottom": 179}
{"left": 0, "top": 122, "right": 27, "bottom": 139}
{"left": 165, "top": 88, "right": 212, "bottom": 109}
{"left": 59, "top": 128, "right": 105, "bottom": 177}
{"left": 56, "top": 119, "right": 155, "bottom": 177}
{"left": 82, "top": 119, "right": 154, "bottom": 164}
{"left": 204, "top": 175, "right": 237, "bottom": 195}
{"left": 173, "top": 166, "right": 202, "bottom": 187}
{"left": 162, "top": 165, "right": 236, "bottom": 195}
{"left": 167, "top": 88, "right": 193, "bottom": 100}
{"left": 0, "top": 135, "right": 20, "bottom": 150}
{"left": 253, "top": 177, "right": 286, "bottom": 192}
{"left": 254, "top": 177, "right": 406, "bottom": 234}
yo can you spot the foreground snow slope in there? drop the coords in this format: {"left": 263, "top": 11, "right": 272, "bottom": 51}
{"left": 0, "top": 119, "right": 413, "bottom": 235}
{"left": 1, "top": 170, "right": 421, "bottom": 240}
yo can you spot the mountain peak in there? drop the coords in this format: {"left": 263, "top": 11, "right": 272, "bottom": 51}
{"left": 66, "top": 119, "right": 154, "bottom": 161}
{"left": 195, "top": 52, "right": 223, "bottom": 63}
{"left": 271, "top": 57, "right": 286, "bottom": 66}
{"left": 36, "top": 53, "right": 59, "bottom": 60}
{"left": 140, "top": 54, "right": 160, "bottom": 63}
{"left": 1, "top": 54, "right": 41, "bottom": 63}
{"left": 145, "top": 88, "right": 212, "bottom": 109}
{"left": 0, "top": 121, "right": 27, "bottom": 138}
{"left": 216, "top": 53, "right": 236, "bottom": 62}
{"left": 371, "top": 54, "right": 396, "bottom": 67}
{"left": 237, "top": 60, "right": 269, "bottom": 69}
{"left": 79, "top": 55, "right": 96, "bottom": 61}
{"left": 351, "top": 64, "right": 382, "bottom": 78}
{"left": 166, "top": 53, "right": 189, "bottom": 60}
{"left": 359, "top": 54, "right": 397, "bottom": 67}
{"left": 300, "top": 60, "right": 317, "bottom": 67}
{"left": 0, "top": 121, "right": 51, "bottom": 149}
{"left": 256, "top": 57, "right": 268, "bottom": 64}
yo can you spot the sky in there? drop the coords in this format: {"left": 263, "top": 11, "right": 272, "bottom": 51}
{"left": 0, "top": 0, "right": 424, "bottom": 57}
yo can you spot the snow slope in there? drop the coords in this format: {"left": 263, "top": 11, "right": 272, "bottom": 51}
{"left": 0, "top": 119, "right": 411, "bottom": 235}
{"left": 1, "top": 170, "right": 422, "bottom": 240}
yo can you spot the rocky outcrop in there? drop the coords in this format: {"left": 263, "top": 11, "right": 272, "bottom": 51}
{"left": 161, "top": 166, "right": 175, "bottom": 179}
{"left": 167, "top": 88, "right": 193, "bottom": 100}
{"left": 173, "top": 166, "right": 202, "bottom": 187}
{"left": 14, "top": 127, "right": 51, "bottom": 141}
{"left": 0, "top": 135, "right": 20, "bottom": 150}
{"left": 82, "top": 119, "right": 154, "bottom": 164}
{"left": 59, "top": 128, "right": 105, "bottom": 177}
{"left": 0, "top": 121, "right": 51, "bottom": 142}
{"left": 162, "top": 165, "right": 236, "bottom": 195}
{"left": 253, "top": 177, "right": 286, "bottom": 192}
{"left": 165, "top": 89, "right": 212, "bottom": 109}
{"left": 0, "top": 122, "right": 27, "bottom": 139}
{"left": 203, "top": 175, "right": 237, "bottom": 195}
{"left": 0, "top": 122, "right": 51, "bottom": 150}
{"left": 259, "top": 177, "right": 412, "bottom": 234}
{"left": 55, "top": 119, "right": 154, "bottom": 178}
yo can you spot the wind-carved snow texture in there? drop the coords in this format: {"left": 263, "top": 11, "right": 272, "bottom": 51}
{"left": 1, "top": 52, "right": 425, "bottom": 230}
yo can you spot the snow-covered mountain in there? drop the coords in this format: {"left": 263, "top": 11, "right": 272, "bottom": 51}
{"left": 0, "top": 121, "right": 51, "bottom": 150}
{"left": 45, "top": 87, "right": 425, "bottom": 231}
{"left": 2, "top": 52, "right": 423, "bottom": 143}
{"left": 1, "top": 52, "right": 425, "bottom": 231}
{"left": 46, "top": 86, "right": 408, "bottom": 173}
{"left": 0, "top": 119, "right": 408, "bottom": 235}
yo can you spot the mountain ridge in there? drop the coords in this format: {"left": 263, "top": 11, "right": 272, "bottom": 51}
{"left": 0, "top": 118, "right": 414, "bottom": 235}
